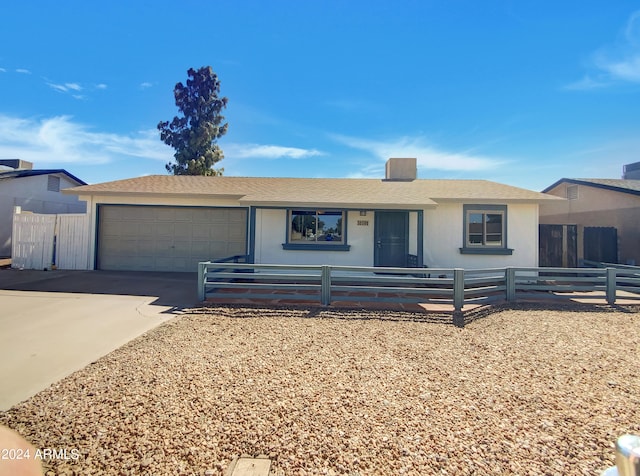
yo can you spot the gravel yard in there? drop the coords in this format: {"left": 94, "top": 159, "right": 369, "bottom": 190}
{"left": 1, "top": 305, "right": 639, "bottom": 475}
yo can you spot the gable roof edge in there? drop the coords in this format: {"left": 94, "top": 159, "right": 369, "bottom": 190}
{"left": 542, "top": 178, "right": 640, "bottom": 197}
{"left": 0, "top": 169, "right": 87, "bottom": 186}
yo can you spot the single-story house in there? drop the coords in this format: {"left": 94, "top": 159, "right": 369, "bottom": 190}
{"left": 0, "top": 159, "right": 87, "bottom": 257}
{"left": 63, "top": 158, "right": 561, "bottom": 272}
{"left": 540, "top": 163, "right": 640, "bottom": 265}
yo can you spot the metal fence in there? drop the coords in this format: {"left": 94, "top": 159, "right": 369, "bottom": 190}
{"left": 198, "top": 259, "right": 640, "bottom": 327}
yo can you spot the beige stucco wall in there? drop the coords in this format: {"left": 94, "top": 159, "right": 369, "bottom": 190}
{"left": 254, "top": 209, "right": 376, "bottom": 266}
{"left": 423, "top": 202, "right": 540, "bottom": 269}
{"left": 76, "top": 194, "right": 542, "bottom": 269}
{"left": 540, "top": 183, "right": 640, "bottom": 265}
{"left": 257, "top": 204, "right": 539, "bottom": 268}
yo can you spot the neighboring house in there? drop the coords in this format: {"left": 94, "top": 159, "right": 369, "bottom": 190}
{"left": 0, "top": 159, "right": 87, "bottom": 257}
{"left": 64, "top": 158, "right": 561, "bottom": 272}
{"left": 540, "top": 162, "right": 640, "bottom": 266}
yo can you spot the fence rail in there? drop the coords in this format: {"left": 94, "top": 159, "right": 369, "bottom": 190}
{"left": 198, "top": 259, "right": 640, "bottom": 327}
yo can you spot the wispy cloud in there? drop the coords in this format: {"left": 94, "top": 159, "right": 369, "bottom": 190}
{"left": 46, "top": 82, "right": 88, "bottom": 100}
{"left": 0, "top": 68, "right": 6, "bottom": 73}
{"left": 564, "top": 75, "right": 609, "bottom": 91}
{"left": 140, "top": 82, "right": 154, "bottom": 89}
{"left": 567, "top": 10, "right": 640, "bottom": 89}
{"left": 46, "top": 81, "right": 107, "bottom": 99}
{"left": 224, "top": 143, "right": 323, "bottom": 160}
{"left": 331, "top": 134, "right": 505, "bottom": 173}
{"left": 48, "top": 82, "right": 83, "bottom": 93}
{"left": 0, "top": 114, "right": 324, "bottom": 168}
{"left": 16, "top": 68, "right": 31, "bottom": 74}
{"left": 0, "top": 115, "right": 172, "bottom": 165}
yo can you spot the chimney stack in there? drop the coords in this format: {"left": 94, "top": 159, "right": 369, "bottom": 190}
{"left": 0, "top": 159, "right": 33, "bottom": 170}
{"left": 385, "top": 158, "right": 417, "bottom": 181}
{"left": 622, "top": 161, "right": 640, "bottom": 179}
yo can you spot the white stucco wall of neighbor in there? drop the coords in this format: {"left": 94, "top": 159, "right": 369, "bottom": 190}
{"left": 1, "top": 174, "right": 86, "bottom": 256}
{"left": 254, "top": 209, "right": 376, "bottom": 266}
{"left": 423, "top": 202, "right": 540, "bottom": 269}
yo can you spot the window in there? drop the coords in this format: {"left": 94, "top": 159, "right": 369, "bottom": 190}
{"left": 460, "top": 205, "right": 513, "bottom": 255}
{"left": 468, "top": 211, "right": 503, "bottom": 246}
{"left": 47, "top": 175, "right": 60, "bottom": 192}
{"left": 283, "top": 209, "right": 350, "bottom": 251}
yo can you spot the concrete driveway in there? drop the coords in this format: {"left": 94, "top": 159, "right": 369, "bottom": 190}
{"left": 0, "top": 269, "right": 198, "bottom": 410}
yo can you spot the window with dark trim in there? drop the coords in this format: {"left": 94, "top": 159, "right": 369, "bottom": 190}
{"left": 460, "top": 205, "right": 513, "bottom": 255}
{"left": 283, "top": 209, "right": 350, "bottom": 251}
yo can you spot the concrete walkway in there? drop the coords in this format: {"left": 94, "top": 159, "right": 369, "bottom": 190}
{"left": 0, "top": 270, "right": 198, "bottom": 410}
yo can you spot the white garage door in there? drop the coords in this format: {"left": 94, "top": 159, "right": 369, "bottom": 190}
{"left": 97, "top": 205, "right": 247, "bottom": 272}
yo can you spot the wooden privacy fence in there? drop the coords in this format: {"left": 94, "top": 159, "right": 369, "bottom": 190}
{"left": 198, "top": 260, "right": 640, "bottom": 326}
{"left": 12, "top": 207, "right": 89, "bottom": 270}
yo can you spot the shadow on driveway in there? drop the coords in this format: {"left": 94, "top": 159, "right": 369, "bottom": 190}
{"left": 0, "top": 269, "right": 199, "bottom": 311}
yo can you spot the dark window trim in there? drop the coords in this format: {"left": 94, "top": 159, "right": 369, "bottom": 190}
{"left": 459, "top": 204, "right": 513, "bottom": 255}
{"left": 282, "top": 243, "right": 351, "bottom": 251}
{"left": 282, "top": 208, "right": 350, "bottom": 251}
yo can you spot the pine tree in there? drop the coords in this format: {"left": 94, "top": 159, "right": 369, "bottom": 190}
{"left": 158, "top": 66, "right": 228, "bottom": 176}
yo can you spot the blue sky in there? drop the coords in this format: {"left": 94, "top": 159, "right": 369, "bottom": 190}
{"left": 1, "top": 1, "right": 639, "bottom": 191}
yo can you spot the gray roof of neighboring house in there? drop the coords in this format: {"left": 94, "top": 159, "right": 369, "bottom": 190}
{"left": 542, "top": 178, "right": 640, "bottom": 197}
{"left": 65, "top": 175, "right": 561, "bottom": 208}
{"left": 0, "top": 169, "right": 87, "bottom": 186}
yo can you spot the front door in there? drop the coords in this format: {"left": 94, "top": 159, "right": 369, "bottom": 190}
{"left": 374, "top": 211, "right": 409, "bottom": 267}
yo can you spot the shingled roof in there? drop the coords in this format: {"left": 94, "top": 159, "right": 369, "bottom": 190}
{"left": 66, "top": 175, "right": 561, "bottom": 208}
{"left": 542, "top": 178, "right": 640, "bottom": 197}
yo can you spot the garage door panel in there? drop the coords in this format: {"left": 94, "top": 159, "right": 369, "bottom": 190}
{"left": 227, "top": 242, "right": 247, "bottom": 255}
{"left": 173, "top": 225, "right": 193, "bottom": 239}
{"left": 152, "top": 208, "right": 177, "bottom": 221}
{"left": 228, "top": 209, "right": 247, "bottom": 222}
{"left": 208, "top": 241, "right": 232, "bottom": 256}
{"left": 228, "top": 227, "right": 246, "bottom": 241}
{"left": 209, "top": 226, "right": 230, "bottom": 241}
{"left": 190, "top": 241, "right": 210, "bottom": 255}
{"left": 98, "top": 205, "right": 247, "bottom": 271}
{"left": 171, "top": 241, "right": 192, "bottom": 258}
{"left": 192, "top": 224, "right": 212, "bottom": 239}
{"left": 153, "top": 239, "right": 173, "bottom": 253}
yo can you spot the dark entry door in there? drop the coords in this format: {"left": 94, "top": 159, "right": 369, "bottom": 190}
{"left": 374, "top": 211, "right": 408, "bottom": 267}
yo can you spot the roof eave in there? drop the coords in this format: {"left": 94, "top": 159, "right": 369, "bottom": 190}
{"left": 240, "top": 199, "right": 438, "bottom": 209}
{"left": 431, "top": 196, "right": 564, "bottom": 203}
{"left": 62, "top": 189, "right": 245, "bottom": 200}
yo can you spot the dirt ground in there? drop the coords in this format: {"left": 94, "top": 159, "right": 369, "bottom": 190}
{"left": 1, "top": 304, "right": 638, "bottom": 475}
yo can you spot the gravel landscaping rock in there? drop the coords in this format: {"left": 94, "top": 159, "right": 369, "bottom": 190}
{"left": 1, "top": 305, "right": 639, "bottom": 475}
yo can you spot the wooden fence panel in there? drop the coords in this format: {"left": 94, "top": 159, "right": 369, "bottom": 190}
{"left": 56, "top": 214, "right": 90, "bottom": 270}
{"left": 11, "top": 212, "right": 56, "bottom": 270}
{"left": 584, "top": 227, "right": 618, "bottom": 263}
{"left": 11, "top": 209, "right": 90, "bottom": 270}
{"left": 539, "top": 224, "right": 577, "bottom": 267}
